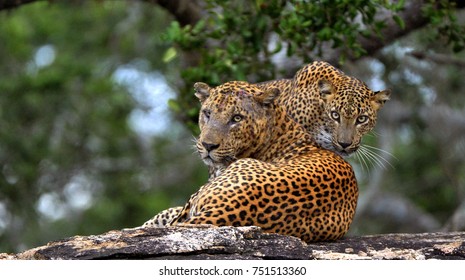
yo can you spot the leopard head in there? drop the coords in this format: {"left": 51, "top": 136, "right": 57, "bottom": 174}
{"left": 318, "top": 78, "right": 391, "bottom": 156}
{"left": 194, "top": 81, "right": 279, "bottom": 169}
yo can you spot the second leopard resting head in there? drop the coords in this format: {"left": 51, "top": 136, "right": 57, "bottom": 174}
{"left": 168, "top": 81, "right": 358, "bottom": 242}
{"left": 257, "top": 60, "right": 391, "bottom": 157}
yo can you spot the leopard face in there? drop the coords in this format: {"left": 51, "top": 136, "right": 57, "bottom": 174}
{"left": 317, "top": 77, "right": 391, "bottom": 156}
{"left": 257, "top": 61, "right": 391, "bottom": 157}
{"left": 194, "top": 81, "right": 278, "bottom": 174}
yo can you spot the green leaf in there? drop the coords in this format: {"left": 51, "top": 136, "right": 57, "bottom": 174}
{"left": 317, "top": 27, "right": 332, "bottom": 41}
{"left": 162, "top": 47, "right": 177, "bottom": 63}
{"left": 192, "top": 19, "right": 207, "bottom": 34}
{"left": 393, "top": 15, "right": 405, "bottom": 29}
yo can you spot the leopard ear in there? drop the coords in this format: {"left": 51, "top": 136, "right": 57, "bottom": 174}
{"left": 254, "top": 87, "right": 280, "bottom": 106}
{"left": 318, "top": 79, "right": 335, "bottom": 103}
{"left": 371, "top": 89, "right": 391, "bottom": 110}
{"left": 194, "top": 82, "right": 211, "bottom": 103}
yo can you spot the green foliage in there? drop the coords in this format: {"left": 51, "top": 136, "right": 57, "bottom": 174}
{"left": 164, "top": 0, "right": 402, "bottom": 128}
{"left": 1, "top": 0, "right": 465, "bottom": 253}
{"left": 162, "top": 0, "right": 465, "bottom": 131}
{"left": 0, "top": 1, "right": 207, "bottom": 253}
{"left": 422, "top": 0, "right": 465, "bottom": 52}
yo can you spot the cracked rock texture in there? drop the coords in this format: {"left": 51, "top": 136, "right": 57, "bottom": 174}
{"left": 0, "top": 226, "right": 464, "bottom": 260}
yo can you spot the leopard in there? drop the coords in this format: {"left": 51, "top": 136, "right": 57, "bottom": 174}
{"left": 141, "top": 61, "right": 389, "bottom": 229}
{"left": 157, "top": 81, "right": 359, "bottom": 242}
{"left": 141, "top": 206, "right": 183, "bottom": 227}
{"left": 256, "top": 61, "right": 391, "bottom": 157}
{"left": 199, "top": 61, "right": 389, "bottom": 179}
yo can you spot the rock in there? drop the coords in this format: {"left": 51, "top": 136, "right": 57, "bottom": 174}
{"left": 1, "top": 226, "right": 464, "bottom": 260}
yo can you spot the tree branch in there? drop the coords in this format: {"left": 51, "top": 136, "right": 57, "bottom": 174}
{"left": 143, "top": 0, "right": 201, "bottom": 26}
{"left": 1, "top": 227, "right": 464, "bottom": 260}
{"left": 408, "top": 50, "right": 465, "bottom": 67}
{"left": 0, "top": 0, "right": 203, "bottom": 26}
{"left": 2, "top": 0, "right": 462, "bottom": 67}
{"left": 0, "top": 0, "right": 41, "bottom": 10}
{"left": 321, "top": 0, "right": 434, "bottom": 65}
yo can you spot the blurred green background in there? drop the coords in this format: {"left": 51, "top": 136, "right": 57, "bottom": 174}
{"left": 0, "top": 0, "right": 464, "bottom": 253}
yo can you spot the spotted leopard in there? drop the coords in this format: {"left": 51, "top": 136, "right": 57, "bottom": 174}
{"left": 257, "top": 61, "right": 391, "bottom": 157}
{"left": 160, "top": 81, "right": 359, "bottom": 242}
{"left": 142, "top": 61, "right": 389, "bottom": 229}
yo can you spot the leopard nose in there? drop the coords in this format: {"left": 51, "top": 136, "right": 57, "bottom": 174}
{"left": 202, "top": 142, "right": 220, "bottom": 152}
{"left": 338, "top": 141, "right": 352, "bottom": 149}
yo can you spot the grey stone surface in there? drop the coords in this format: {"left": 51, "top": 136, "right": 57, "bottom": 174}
{"left": 1, "top": 226, "right": 464, "bottom": 260}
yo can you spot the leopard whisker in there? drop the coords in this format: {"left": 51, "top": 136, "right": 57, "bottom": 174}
{"left": 356, "top": 145, "right": 394, "bottom": 170}
{"left": 191, "top": 136, "right": 201, "bottom": 155}
{"left": 362, "top": 143, "right": 397, "bottom": 161}
{"left": 364, "top": 147, "right": 387, "bottom": 169}
{"left": 354, "top": 147, "right": 371, "bottom": 173}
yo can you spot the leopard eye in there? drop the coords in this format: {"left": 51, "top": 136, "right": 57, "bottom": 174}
{"left": 231, "top": 114, "right": 243, "bottom": 123}
{"left": 356, "top": 115, "right": 368, "bottom": 124}
{"left": 330, "top": 111, "right": 340, "bottom": 121}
